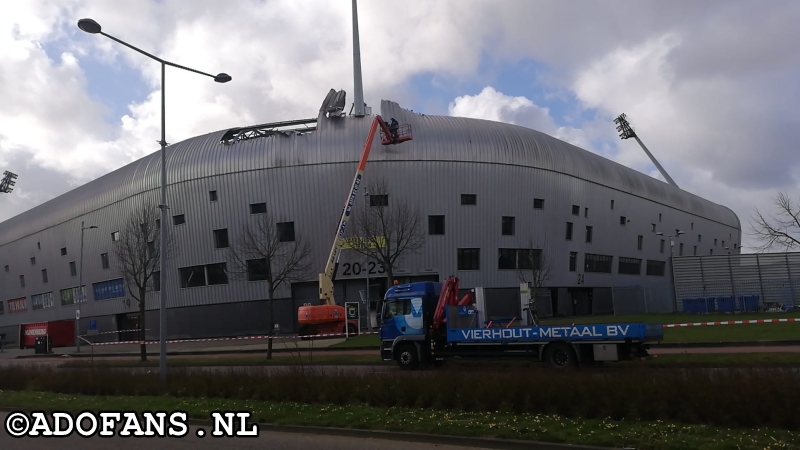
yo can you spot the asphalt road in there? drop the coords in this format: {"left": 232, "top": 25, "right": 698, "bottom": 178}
{"left": 0, "top": 413, "right": 499, "bottom": 450}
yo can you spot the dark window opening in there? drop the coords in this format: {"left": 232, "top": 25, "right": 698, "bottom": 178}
{"left": 585, "top": 253, "right": 612, "bottom": 273}
{"left": 646, "top": 260, "right": 666, "bottom": 276}
{"left": 679, "top": 243, "right": 684, "bottom": 256}
{"left": 428, "top": 215, "right": 445, "bottom": 235}
{"left": 660, "top": 239, "right": 665, "bottom": 253}
{"left": 461, "top": 194, "right": 477, "bottom": 205}
{"left": 498, "top": 248, "right": 540, "bottom": 270}
{"left": 37, "top": 242, "right": 41, "bottom": 250}
{"left": 572, "top": 205, "right": 579, "bottom": 216}
{"left": 30, "top": 257, "right": 35, "bottom": 266}
{"left": 659, "top": 213, "right": 662, "bottom": 222}
{"left": 618, "top": 257, "right": 641, "bottom": 275}
{"left": 111, "top": 231, "right": 120, "bottom": 242}
{"left": 651, "top": 223, "right": 656, "bottom": 232}
{"left": 153, "top": 271, "right": 161, "bottom": 291}
{"left": 4, "top": 265, "right": 8, "bottom": 272}
{"left": 42, "top": 269, "right": 48, "bottom": 283}
{"left": 585, "top": 226, "right": 593, "bottom": 243}
{"left": 20, "top": 275, "right": 25, "bottom": 288}
{"left": 584, "top": 207, "right": 589, "bottom": 218}
{"left": 369, "top": 195, "right": 388, "bottom": 207}
{"left": 147, "top": 241, "right": 155, "bottom": 258}
{"left": 61, "top": 247, "right": 67, "bottom": 256}
{"left": 534, "top": 198, "right": 544, "bottom": 209}
{"left": 173, "top": 214, "right": 186, "bottom": 225}
{"left": 214, "top": 228, "right": 230, "bottom": 248}
{"left": 610, "top": 199, "right": 615, "bottom": 210}
{"left": 206, "top": 263, "right": 229, "bottom": 285}
{"left": 277, "top": 222, "right": 296, "bottom": 242}
{"left": 250, "top": 203, "right": 267, "bottom": 214}
{"left": 457, "top": 248, "right": 480, "bottom": 270}
{"left": 620, "top": 216, "right": 627, "bottom": 225}
{"left": 569, "top": 252, "right": 577, "bottom": 272}
{"left": 179, "top": 265, "right": 207, "bottom": 288}
{"left": 69, "top": 261, "right": 77, "bottom": 277}
{"left": 566, "top": 222, "right": 573, "bottom": 240}
{"left": 209, "top": 190, "right": 218, "bottom": 201}
{"left": 501, "top": 216, "right": 515, "bottom": 236}
{"left": 101, "top": 253, "right": 109, "bottom": 269}
{"left": 247, "top": 259, "right": 269, "bottom": 281}
{"left": 637, "top": 235, "right": 643, "bottom": 250}
{"left": 693, "top": 245, "right": 697, "bottom": 256}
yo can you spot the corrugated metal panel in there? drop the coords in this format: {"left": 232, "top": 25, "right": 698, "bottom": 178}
{"left": 0, "top": 100, "right": 742, "bottom": 329}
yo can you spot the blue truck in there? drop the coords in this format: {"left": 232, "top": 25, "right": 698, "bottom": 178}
{"left": 379, "top": 278, "right": 664, "bottom": 369}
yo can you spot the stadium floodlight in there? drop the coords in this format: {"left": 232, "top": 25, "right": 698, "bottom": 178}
{"left": 0, "top": 171, "right": 18, "bottom": 194}
{"left": 612, "top": 113, "right": 678, "bottom": 188}
{"left": 78, "top": 17, "right": 230, "bottom": 382}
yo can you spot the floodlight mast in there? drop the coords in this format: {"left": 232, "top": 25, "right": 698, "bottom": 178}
{"left": 0, "top": 171, "right": 18, "bottom": 194}
{"left": 613, "top": 113, "right": 679, "bottom": 188}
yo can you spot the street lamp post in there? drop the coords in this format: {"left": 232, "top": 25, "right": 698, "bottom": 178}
{"left": 77, "top": 18, "right": 230, "bottom": 381}
{"left": 656, "top": 230, "right": 684, "bottom": 312}
{"left": 363, "top": 189, "right": 371, "bottom": 331}
{"left": 76, "top": 221, "right": 98, "bottom": 352}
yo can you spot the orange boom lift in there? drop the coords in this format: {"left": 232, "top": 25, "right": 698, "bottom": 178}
{"left": 297, "top": 116, "right": 412, "bottom": 336}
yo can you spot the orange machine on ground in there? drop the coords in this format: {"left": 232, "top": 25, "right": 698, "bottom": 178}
{"left": 297, "top": 116, "right": 412, "bottom": 336}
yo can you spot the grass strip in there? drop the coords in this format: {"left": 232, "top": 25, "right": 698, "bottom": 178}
{"left": 0, "top": 390, "right": 795, "bottom": 450}
{"left": 58, "top": 354, "right": 389, "bottom": 368}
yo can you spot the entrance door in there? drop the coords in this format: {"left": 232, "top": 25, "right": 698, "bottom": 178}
{"left": 569, "top": 288, "right": 593, "bottom": 316}
{"left": 116, "top": 313, "right": 140, "bottom": 342}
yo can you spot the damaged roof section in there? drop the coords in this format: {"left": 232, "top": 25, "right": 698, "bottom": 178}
{"left": 220, "top": 117, "right": 318, "bottom": 145}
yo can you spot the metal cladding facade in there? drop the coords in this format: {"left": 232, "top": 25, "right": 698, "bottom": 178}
{"left": 0, "top": 99, "right": 740, "bottom": 338}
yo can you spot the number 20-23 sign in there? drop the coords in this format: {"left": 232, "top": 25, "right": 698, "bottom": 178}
{"left": 336, "top": 260, "right": 386, "bottom": 279}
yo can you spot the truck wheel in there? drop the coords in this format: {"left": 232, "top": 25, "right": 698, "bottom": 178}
{"left": 544, "top": 342, "right": 577, "bottom": 369}
{"left": 395, "top": 343, "right": 419, "bottom": 370}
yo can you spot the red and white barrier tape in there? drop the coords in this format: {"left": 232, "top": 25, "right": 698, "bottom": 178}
{"left": 79, "top": 328, "right": 148, "bottom": 337}
{"left": 85, "top": 330, "right": 380, "bottom": 347}
{"left": 663, "top": 318, "right": 799, "bottom": 328}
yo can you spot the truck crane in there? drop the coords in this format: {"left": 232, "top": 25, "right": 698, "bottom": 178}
{"left": 381, "top": 276, "right": 663, "bottom": 369}
{"left": 297, "top": 116, "right": 412, "bottom": 337}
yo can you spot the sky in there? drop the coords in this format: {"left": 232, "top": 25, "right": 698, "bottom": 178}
{"left": 1, "top": 0, "right": 799, "bottom": 252}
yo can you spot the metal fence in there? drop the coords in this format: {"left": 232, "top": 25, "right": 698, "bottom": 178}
{"left": 673, "top": 252, "right": 800, "bottom": 313}
{"left": 611, "top": 286, "right": 676, "bottom": 315}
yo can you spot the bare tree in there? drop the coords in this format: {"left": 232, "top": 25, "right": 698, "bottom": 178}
{"left": 114, "top": 200, "right": 172, "bottom": 361}
{"left": 516, "top": 244, "right": 551, "bottom": 326}
{"left": 228, "top": 212, "right": 313, "bottom": 359}
{"left": 749, "top": 191, "right": 800, "bottom": 252}
{"left": 349, "top": 179, "right": 425, "bottom": 286}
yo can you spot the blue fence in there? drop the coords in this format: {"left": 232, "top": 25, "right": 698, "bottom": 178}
{"left": 679, "top": 294, "right": 781, "bottom": 313}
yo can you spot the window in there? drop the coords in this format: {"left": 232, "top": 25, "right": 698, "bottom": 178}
{"left": 173, "top": 214, "right": 186, "bottom": 225}
{"left": 30, "top": 257, "right": 36, "bottom": 265}
{"left": 710, "top": 248, "right": 713, "bottom": 255}
{"left": 209, "top": 190, "right": 218, "bottom": 201}
{"left": 101, "top": 253, "right": 109, "bottom": 269}
{"left": 19, "top": 275, "right": 25, "bottom": 288}
{"left": 156, "top": 219, "right": 160, "bottom": 229}
{"left": 214, "top": 229, "right": 230, "bottom": 248}
{"left": 534, "top": 198, "right": 544, "bottom": 209}
{"left": 693, "top": 245, "right": 697, "bottom": 256}
{"left": 152, "top": 271, "right": 160, "bottom": 291}
{"left": 584, "top": 253, "right": 612, "bottom": 273}
{"left": 3, "top": 265, "right": 8, "bottom": 272}
{"left": 457, "top": 248, "right": 480, "bottom": 271}
{"left": 250, "top": 202, "right": 267, "bottom": 214}
{"left": 698, "top": 234, "right": 702, "bottom": 242}
{"left": 714, "top": 238, "right": 717, "bottom": 246}
{"left": 8, "top": 297, "right": 27, "bottom": 313}
{"left": 610, "top": 199, "right": 615, "bottom": 210}
{"left": 180, "top": 265, "right": 206, "bottom": 288}
{"left": 69, "top": 261, "right": 77, "bottom": 277}
{"left": 691, "top": 222, "right": 694, "bottom": 230}
{"left": 277, "top": 222, "right": 296, "bottom": 242}
{"left": 618, "top": 257, "right": 641, "bottom": 275}
{"left": 369, "top": 195, "right": 388, "bottom": 207}
{"left": 0, "top": 302, "right": 3, "bottom": 315}
{"left": 383, "top": 299, "right": 412, "bottom": 320}
{"left": 722, "top": 240, "right": 725, "bottom": 248}
{"left": 32, "top": 292, "right": 54, "bottom": 310}
{"left": 41, "top": 269, "right": 48, "bottom": 283}
{"left": 61, "top": 286, "right": 86, "bottom": 305}
{"left": 584, "top": 207, "right": 589, "bottom": 218}
{"left": 61, "top": 247, "right": 67, "bottom": 256}
{"left": 428, "top": 215, "right": 445, "bottom": 235}
{"left": 566, "top": 222, "right": 573, "bottom": 240}
{"left": 659, "top": 213, "right": 662, "bottom": 222}
{"left": 93, "top": 278, "right": 125, "bottom": 301}
{"left": 37, "top": 242, "right": 41, "bottom": 250}
{"left": 569, "top": 252, "right": 577, "bottom": 272}
{"left": 646, "top": 260, "right": 666, "bottom": 276}
{"left": 651, "top": 223, "right": 656, "bottom": 232}
{"left": 620, "top": 216, "right": 627, "bottom": 225}
{"left": 179, "top": 264, "right": 228, "bottom": 287}
{"left": 112, "top": 231, "right": 120, "bottom": 242}
{"left": 637, "top": 235, "right": 643, "bottom": 250}
{"left": 660, "top": 239, "right": 665, "bottom": 253}
{"left": 461, "top": 194, "right": 477, "bottom": 205}
{"left": 501, "top": 216, "right": 515, "bottom": 236}
{"left": 572, "top": 205, "right": 579, "bottom": 216}
{"left": 679, "top": 243, "right": 684, "bottom": 256}
{"left": 585, "top": 226, "right": 593, "bottom": 243}
{"left": 246, "top": 259, "right": 268, "bottom": 281}
{"left": 206, "top": 263, "right": 229, "bottom": 285}
{"left": 734, "top": 243, "right": 738, "bottom": 250}
{"left": 498, "top": 248, "right": 540, "bottom": 270}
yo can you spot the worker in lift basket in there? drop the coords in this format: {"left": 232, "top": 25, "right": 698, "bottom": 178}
{"left": 388, "top": 118, "right": 399, "bottom": 140}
